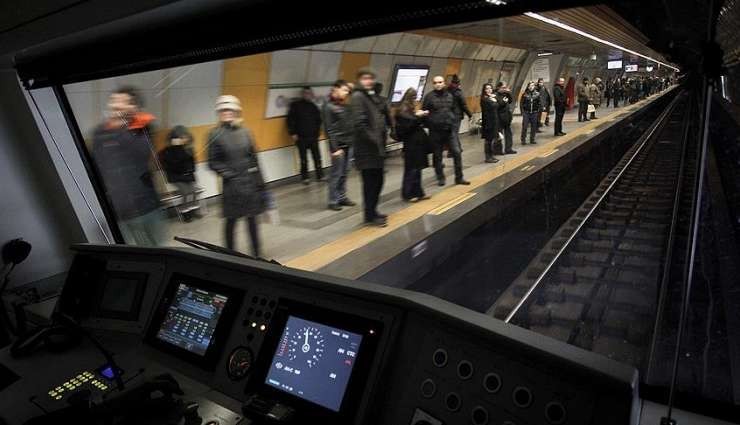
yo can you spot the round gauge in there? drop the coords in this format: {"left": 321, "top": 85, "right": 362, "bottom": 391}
{"left": 287, "top": 326, "right": 325, "bottom": 368}
{"left": 227, "top": 347, "right": 253, "bottom": 380}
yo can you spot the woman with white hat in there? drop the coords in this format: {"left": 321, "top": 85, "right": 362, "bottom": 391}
{"left": 207, "top": 95, "right": 266, "bottom": 257}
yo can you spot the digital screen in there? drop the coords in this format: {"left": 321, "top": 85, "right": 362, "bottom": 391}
{"left": 155, "top": 283, "right": 229, "bottom": 356}
{"left": 265, "top": 316, "right": 363, "bottom": 412}
{"left": 624, "top": 64, "right": 639, "bottom": 72}
{"left": 607, "top": 60, "right": 623, "bottom": 69}
{"left": 390, "top": 66, "right": 429, "bottom": 102}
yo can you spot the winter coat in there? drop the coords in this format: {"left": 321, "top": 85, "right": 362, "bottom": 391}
{"left": 495, "top": 89, "right": 514, "bottom": 125}
{"left": 322, "top": 99, "right": 353, "bottom": 152}
{"left": 207, "top": 123, "right": 266, "bottom": 218}
{"left": 480, "top": 94, "right": 500, "bottom": 141}
{"left": 422, "top": 89, "right": 455, "bottom": 133}
{"left": 159, "top": 145, "right": 196, "bottom": 184}
{"left": 449, "top": 85, "right": 473, "bottom": 120}
{"left": 588, "top": 83, "right": 602, "bottom": 105}
{"left": 349, "top": 87, "right": 386, "bottom": 170}
{"left": 577, "top": 83, "right": 590, "bottom": 102}
{"left": 537, "top": 84, "right": 551, "bottom": 110}
{"left": 394, "top": 109, "right": 430, "bottom": 170}
{"left": 553, "top": 84, "right": 567, "bottom": 108}
{"left": 287, "top": 99, "right": 322, "bottom": 140}
{"left": 520, "top": 89, "right": 541, "bottom": 114}
{"left": 91, "top": 113, "right": 160, "bottom": 220}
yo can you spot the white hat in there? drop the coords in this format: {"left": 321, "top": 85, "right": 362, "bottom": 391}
{"left": 215, "top": 95, "right": 242, "bottom": 112}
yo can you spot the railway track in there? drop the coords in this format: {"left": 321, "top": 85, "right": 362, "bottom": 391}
{"left": 489, "top": 91, "right": 694, "bottom": 368}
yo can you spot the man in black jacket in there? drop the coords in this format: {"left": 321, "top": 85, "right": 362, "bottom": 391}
{"left": 323, "top": 79, "right": 356, "bottom": 211}
{"left": 350, "top": 68, "right": 388, "bottom": 227}
{"left": 422, "top": 75, "right": 470, "bottom": 186}
{"left": 287, "top": 87, "right": 323, "bottom": 184}
{"left": 448, "top": 74, "right": 473, "bottom": 153}
{"left": 495, "top": 81, "right": 516, "bottom": 155}
{"left": 536, "top": 78, "right": 551, "bottom": 130}
{"left": 552, "top": 77, "right": 567, "bottom": 136}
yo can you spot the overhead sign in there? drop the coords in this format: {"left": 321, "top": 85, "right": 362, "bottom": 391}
{"left": 531, "top": 58, "right": 551, "bottom": 82}
{"left": 624, "top": 64, "right": 638, "bottom": 72}
{"left": 607, "top": 60, "right": 623, "bottom": 69}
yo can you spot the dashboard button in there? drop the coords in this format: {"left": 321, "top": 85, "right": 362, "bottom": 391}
{"left": 420, "top": 379, "right": 436, "bottom": 399}
{"left": 471, "top": 406, "right": 489, "bottom": 425}
{"left": 512, "top": 386, "right": 533, "bottom": 408}
{"left": 545, "top": 401, "right": 567, "bottom": 424}
{"left": 444, "top": 392, "right": 461, "bottom": 412}
{"left": 457, "top": 360, "right": 473, "bottom": 380}
{"left": 432, "top": 349, "right": 448, "bottom": 368}
{"left": 483, "top": 372, "right": 502, "bottom": 393}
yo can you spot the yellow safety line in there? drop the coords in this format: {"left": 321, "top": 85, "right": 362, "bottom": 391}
{"left": 539, "top": 149, "right": 559, "bottom": 158}
{"left": 284, "top": 93, "right": 667, "bottom": 272}
{"left": 426, "top": 193, "right": 477, "bottom": 215}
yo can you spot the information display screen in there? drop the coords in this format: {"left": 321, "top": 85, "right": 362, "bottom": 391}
{"left": 264, "top": 316, "right": 363, "bottom": 412}
{"left": 625, "top": 64, "right": 639, "bottom": 72}
{"left": 389, "top": 66, "right": 429, "bottom": 102}
{"left": 607, "top": 60, "right": 623, "bottom": 69}
{"left": 155, "top": 283, "right": 229, "bottom": 356}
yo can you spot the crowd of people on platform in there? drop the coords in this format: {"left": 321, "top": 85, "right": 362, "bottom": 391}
{"left": 90, "top": 71, "right": 673, "bottom": 256}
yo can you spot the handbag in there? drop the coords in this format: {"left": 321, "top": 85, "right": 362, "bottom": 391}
{"left": 587, "top": 104, "right": 596, "bottom": 113}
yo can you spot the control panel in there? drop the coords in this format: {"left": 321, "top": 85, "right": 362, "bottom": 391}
{"left": 0, "top": 244, "right": 639, "bottom": 425}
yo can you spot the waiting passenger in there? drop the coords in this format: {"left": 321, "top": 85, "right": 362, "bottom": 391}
{"left": 612, "top": 78, "right": 623, "bottom": 108}
{"left": 479, "top": 83, "right": 500, "bottom": 163}
{"left": 495, "top": 81, "right": 516, "bottom": 155}
{"left": 287, "top": 87, "right": 323, "bottom": 184}
{"left": 207, "top": 95, "right": 265, "bottom": 257}
{"left": 577, "top": 77, "right": 590, "bottom": 122}
{"left": 536, "top": 78, "right": 551, "bottom": 130}
{"left": 372, "top": 82, "right": 393, "bottom": 147}
{"left": 589, "top": 77, "right": 602, "bottom": 119}
{"left": 423, "top": 75, "right": 470, "bottom": 186}
{"left": 350, "top": 68, "right": 388, "bottom": 227}
{"left": 448, "top": 74, "right": 473, "bottom": 153}
{"left": 395, "top": 88, "right": 431, "bottom": 202}
{"left": 604, "top": 78, "right": 613, "bottom": 107}
{"left": 552, "top": 77, "right": 567, "bottom": 136}
{"left": 520, "top": 81, "right": 541, "bottom": 145}
{"left": 323, "top": 79, "right": 356, "bottom": 211}
{"left": 158, "top": 125, "right": 201, "bottom": 222}
{"left": 92, "top": 86, "right": 164, "bottom": 246}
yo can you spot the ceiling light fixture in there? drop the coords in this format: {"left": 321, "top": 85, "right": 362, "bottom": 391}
{"left": 537, "top": 51, "right": 553, "bottom": 56}
{"left": 524, "top": 12, "right": 680, "bottom": 72}
{"left": 486, "top": 0, "right": 508, "bottom": 5}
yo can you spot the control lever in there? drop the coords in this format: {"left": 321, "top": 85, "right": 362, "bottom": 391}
{"left": 242, "top": 393, "right": 295, "bottom": 423}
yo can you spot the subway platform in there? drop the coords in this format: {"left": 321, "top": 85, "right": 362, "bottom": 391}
{"left": 161, "top": 91, "right": 672, "bottom": 278}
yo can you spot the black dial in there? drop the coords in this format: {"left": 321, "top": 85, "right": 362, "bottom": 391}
{"left": 287, "top": 326, "right": 325, "bottom": 368}
{"left": 227, "top": 347, "right": 253, "bottom": 380}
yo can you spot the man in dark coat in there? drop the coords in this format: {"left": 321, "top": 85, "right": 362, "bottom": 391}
{"left": 552, "top": 77, "right": 567, "bottom": 136}
{"left": 536, "top": 78, "right": 551, "bottom": 130}
{"left": 422, "top": 75, "right": 470, "bottom": 186}
{"left": 520, "top": 81, "right": 541, "bottom": 145}
{"left": 448, "top": 74, "right": 473, "bottom": 154}
{"left": 480, "top": 82, "right": 500, "bottom": 163}
{"left": 350, "top": 68, "right": 388, "bottom": 227}
{"left": 287, "top": 87, "right": 323, "bottom": 184}
{"left": 576, "top": 77, "right": 590, "bottom": 122}
{"left": 323, "top": 79, "right": 356, "bottom": 211}
{"left": 208, "top": 95, "right": 265, "bottom": 257}
{"left": 92, "top": 86, "right": 164, "bottom": 246}
{"left": 495, "top": 81, "right": 516, "bottom": 155}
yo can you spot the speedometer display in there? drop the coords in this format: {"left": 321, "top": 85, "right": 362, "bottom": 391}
{"left": 287, "top": 326, "right": 325, "bottom": 368}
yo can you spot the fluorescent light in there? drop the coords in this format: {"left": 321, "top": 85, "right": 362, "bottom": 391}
{"left": 486, "top": 0, "right": 508, "bottom": 4}
{"left": 524, "top": 12, "right": 680, "bottom": 72}
{"left": 537, "top": 51, "right": 553, "bottom": 56}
